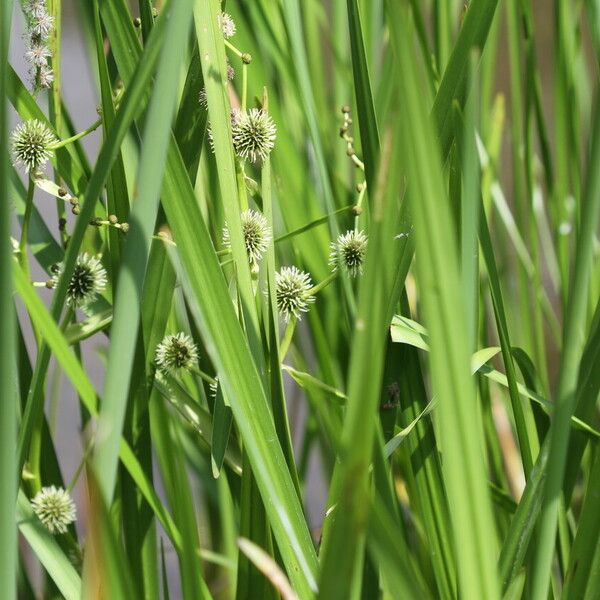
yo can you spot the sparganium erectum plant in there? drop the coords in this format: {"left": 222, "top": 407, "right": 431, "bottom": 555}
{"left": 3, "top": 1, "right": 598, "bottom": 599}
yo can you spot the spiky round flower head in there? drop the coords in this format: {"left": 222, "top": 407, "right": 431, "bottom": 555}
{"left": 275, "top": 266, "right": 315, "bottom": 322}
{"left": 155, "top": 332, "right": 199, "bottom": 374}
{"left": 223, "top": 209, "right": 271, "bottom": 267}
{"left": 30, "top": 9, "right": 55, "bottom": 38}
{"left": 25, "top": 42, "right": 51, "bottom": 67}
{"left": 10, "top": 119, "right": 57, "bottom": 173}
{"left": 31, "top": 486, "right": 76, "bottom": 534}
{"left": 52, "top": 253, "right": 107, "bottom": 307}
{"left": 219, "top": 12, "right": 236, "bottom": 38}
{"left": 329, "top": 229, "right": 368, "bottom": 277}
{"left": 232, "top": 109, "right": 276, "bottom": 164}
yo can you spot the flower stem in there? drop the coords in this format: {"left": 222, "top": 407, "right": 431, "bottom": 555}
{"left": 48, "top": 117, "right": 102, "bottom": 150}
{"left": 236, "top": 160, "right": 249, "bottom": 211}
{"left": 354, "top": 182, "right": 367, "bottom": 231}
{"left": 224, "top": 39, "right": 243, "bottom": 58}
{"left": 280, "top": 317, "right": 297, "bottom": 360}
{"left": 28, "top": 306, "right": 74, "bottom": 492}
{"left": 309, "top": 271, "right": 338, "bottom": 295}
{"left": 275, "top": 205, "right": 354, "bottom": 244}
{"left": 47, "top": 0, "right": 68, "bottom": 247}
{"left": 191, "top": 366, "right": 217, "bottom": 386}
{"left": 19, "top": 177, "right": 36, "bottom": 280}
{"left": 242, "top": 62, "right": 248, "bottom": 111}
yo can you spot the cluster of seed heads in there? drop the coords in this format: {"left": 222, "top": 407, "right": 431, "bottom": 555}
{"left": 90, "top": 214, "right": 130, "bottom": 234}
{"left": 50, "top": 253, "right": 107, "bottom": 308}
{"left": 52, "top": 185, "right": 83, "bottom": 215}
{"left": 223, "top": 209, "right": 271, "bottom": 268}
{"left": 31, "top": 486, "right": 76, "bottom": 535}
{"left": 339, "top": 106, "right": 365, "bottom": 170}
{"left": 10, "top": 119, "right": 56, "bottom": 174}
{"left": 232, "top": 109, "right": 277, "bottom": 164}
{"left": 23, "top": 0, "right": 55, "bottom": 90}
{"left": 155, "top": 332, "right": 199, "bottom": 374}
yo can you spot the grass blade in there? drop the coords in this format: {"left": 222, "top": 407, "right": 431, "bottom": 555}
{"left": 0, "top": 1, "right": 17, "bottom": 597}
{"left": 318, "top": 127, "right": 414, "bottom": 598}
{"left": 386, "top": 3, "right": 500, "bottom": 597}
{"left": 93, "top": 0, "right": 195, "bottom": 502}
{"left": 531, "top": 100, "right": 600, "bottom": 600}
{"left": 346, "top": 0, "right": 380, "bottom": 188}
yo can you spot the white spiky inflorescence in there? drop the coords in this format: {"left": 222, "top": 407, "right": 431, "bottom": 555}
{"left": 219, "top": 12, "right": 236, "bottom": 39}
{"left": 275, "top": 266, "right": 315, "bottom": 322}
{"left": 23, "top": 0, "right": 55, "bottom": 90}
{"left": 52, "top": 253, "right": 107, "bottom": 307}
{"left": 223, "top": 209, "right": 272, "bottom": 268}
{"left": 31, "top": 486, "right": 76, "bottom": 535}
{"left": 155, "top": 332, "right": 199, "bottom": 374}
{"left": 329, "top": 230, "right": 368, "bottom": 277}
{"left": 232, "top": 108, "right": 276, "bottom": 164}
{"left": 10, "top": 119, "right": 57, "bottom": 173}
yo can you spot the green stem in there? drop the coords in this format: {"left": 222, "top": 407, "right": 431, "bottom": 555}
{"left": 28, "top": 306, "right": 74, "bottom": 492}
{"left": 309, "top": 271, "right": 338, "bottom": 295}
{"left": 236, "top": 160, "right": 249, "bottom": 211}
{"left": 190, "top": 366, "right": 218, "bottom": 386}
{"left": 354, "top": 183, "right": 367, "bottom": 231}
{"left": 242, "top": 63, "right": 248, "bottom": 111}
{"left": 224, "top": 39, "right": 243, "bottom": 58}
{"left": 275, "top": 205, "right": 354, "bottom": 244}
{"left": 48, "top": 117, "right": 102, "bottom": 150}
{"left": 49, "top": 0, "right": 66, "bottom": 247}
{"left": 280, "top": 317, "right": 297, "bottom": 360}
{"left": 67, "top": 439, "right": 94, "bottom": 492}
{"left": 19, "top": 177, "right": 35, "bottom": 280}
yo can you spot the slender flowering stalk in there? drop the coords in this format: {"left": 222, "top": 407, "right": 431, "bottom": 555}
{"left": 275, "top": 266, "right": 315, "bottom": 321}
{"left": 52, "top": 253, "right": 107, "bottom": 307}
{"left": 232, "top": 109, "right": 277, "bottom": 164}
{"left": 31, "top": 486, "right": 76, "bottom": 534}
{"left": 10, "top": 119, "right": 57, "bottom": 173}
{"left": 329, "top": 230, "right": 368, "bottom": 277}
{"left": 23, "top": 0, "right": 55, "bottom": 90}
{"left": 223, "top": 209, "right": 271, "bottom": 268}
{"left": 155, "top": 332, "right": 199, "bottom": 374}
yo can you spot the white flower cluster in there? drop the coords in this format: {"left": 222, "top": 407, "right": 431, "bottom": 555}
{"left": 31, "top": 486, "right": 76, "bottom": 535}
{"left": 23, "top": 0, "right": 55, "bottom": 90}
